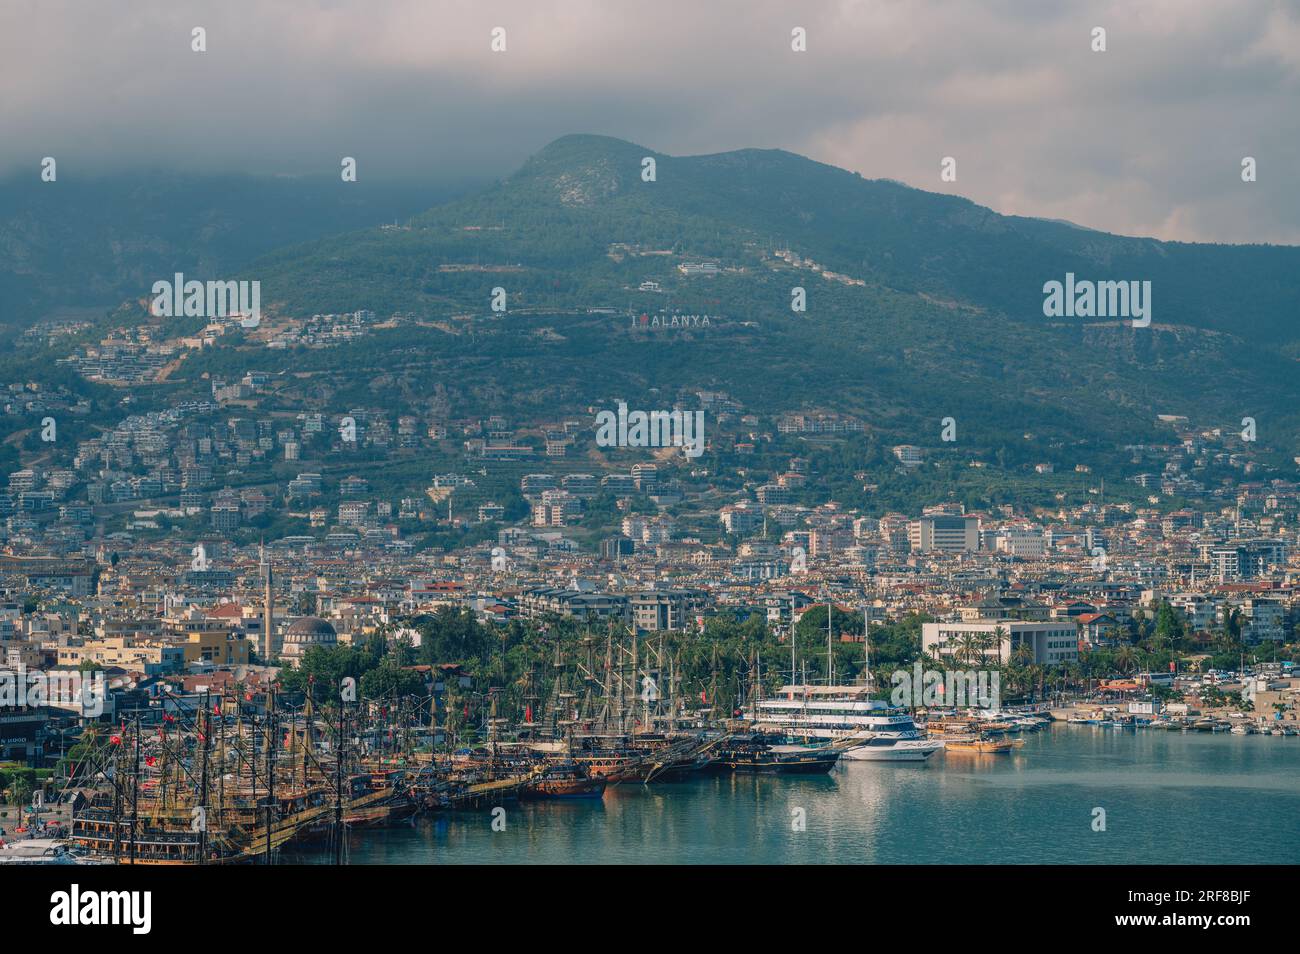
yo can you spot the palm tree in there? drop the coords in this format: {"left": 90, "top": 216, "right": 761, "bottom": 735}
{"left": 1143, "top": 630, "right": 1167, "bottom": 657}
{"left": 955, "top": 633, "right": 980, "bottom": 668}
{"left": 1011, "top": 640, "right": 1034, "bottom": 668}
{"left": 989, "top": 626, "right": 1010, "bottom": 665}
{"left": 1114, "top": 645, "right": 1139, "bottom": 675}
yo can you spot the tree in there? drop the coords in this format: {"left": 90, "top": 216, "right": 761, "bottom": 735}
{"left": 1011, "top": 639, "right": 1034, "bottom": 668}
{"left": 1154, "top": 602, "right": 1185, "bottom": 645}
{"left": 360, "top": 658, "right": 427, "bottom": 701}
{"left": 955, "top": 632, "right": 981, "bottom": 668}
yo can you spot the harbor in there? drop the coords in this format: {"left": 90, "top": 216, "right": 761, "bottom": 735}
{"left": 280, "top": 728, "right": 1299, "bottom": 866}
{"left": 6, "top": 666, "right": 1296, "bottom": 866}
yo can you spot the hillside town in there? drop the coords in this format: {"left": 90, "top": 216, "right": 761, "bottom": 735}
{"left": 4, "top": 361, "right": 1300, "bottom": 776}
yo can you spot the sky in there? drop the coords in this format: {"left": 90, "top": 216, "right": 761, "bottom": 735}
{"left": 3, "top": 0, "right": 1298, "bottom": 244}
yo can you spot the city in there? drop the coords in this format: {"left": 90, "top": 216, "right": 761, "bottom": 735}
{"left": 0, "top": 0, "right": 1295, "bottom": 931}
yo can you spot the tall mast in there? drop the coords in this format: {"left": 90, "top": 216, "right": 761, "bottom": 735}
{"left": 218, "top": 693, "right": 227, "bottom": 832}
{"left": 199, "top": 691, "right": 210, "bottom": 864}
{"left": 630, "top": 629, "right": 639, "bottom": 732}
{"left": 863, "top": 607, "right": 872, "bottom": 691}
{"left": 334, "top": 691, "right": 345, "bottom": 865}
{"left": 265, "top": 686, "right": 276, "bottom": 865}
{"left": 130, "top": 711, "right": 141, "bottom": 864}
{"left": 826, "top": 600, "right": 834, "bottom": 686}
{"left": 790, "top": 618, "right": 797, "bottom": 688}
{"left": 112, "top": 726, "right": 122, "bottom": 864}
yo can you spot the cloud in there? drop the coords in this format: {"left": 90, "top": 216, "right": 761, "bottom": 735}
{"left": 1, "top": 0, "right": 1296, "bottom": 243}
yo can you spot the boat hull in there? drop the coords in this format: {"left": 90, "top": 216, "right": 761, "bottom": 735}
{"left": 841, "top": 744, "right": 941, "bottom": 762}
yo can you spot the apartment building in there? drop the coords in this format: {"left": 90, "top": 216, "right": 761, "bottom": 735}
{"left": 922, "top": 619, "right": 1079, "bottom": 666}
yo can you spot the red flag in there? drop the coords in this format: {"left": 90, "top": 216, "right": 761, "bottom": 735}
{"left": 700, "top": 691, "right": 707, "bottom": 703}
{"left": 525, "top": 704, "right": 533, "bottom": 722}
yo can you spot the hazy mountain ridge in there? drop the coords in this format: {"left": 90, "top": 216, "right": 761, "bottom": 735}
{"left": 213, "top": 135, "right": 1300, "bottom": 458}
{"left": 0, "top": 173, "right": 473, "bottom": 333}
{"left": 11, "top": 135, "right": 1299, "bottom": 463}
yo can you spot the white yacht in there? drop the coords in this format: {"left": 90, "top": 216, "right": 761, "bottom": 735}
{"left": 0, "top": 837, "right": 96, "bottom": 865}
{"left": 746, "top": 684, "right": 944, "bottom": 761}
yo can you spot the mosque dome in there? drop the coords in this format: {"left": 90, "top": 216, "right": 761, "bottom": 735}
{"left": 281, "top": 616, "right": 337, "bottom": 658}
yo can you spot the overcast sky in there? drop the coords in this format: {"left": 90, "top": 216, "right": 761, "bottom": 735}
{"left": 3, "top": 0, "right": 1298, "bottom": 243}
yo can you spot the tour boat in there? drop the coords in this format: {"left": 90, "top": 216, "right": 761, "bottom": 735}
{"left": 746, "top": 684, "right": 944, "bottom": 762}
{"left": 709, "top": 735, "right": 841, "bottom": 774}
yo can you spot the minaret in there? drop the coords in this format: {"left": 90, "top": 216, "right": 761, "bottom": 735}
{"left": 261, "top": 543, "right": 276, "bottom": 660}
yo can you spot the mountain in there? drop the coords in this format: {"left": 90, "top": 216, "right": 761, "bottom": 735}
{"left": 80, "top": 136, "right": 1300, "bottom": 469}
{"left": 0, "top": 172, "right": 478, "bottom": 333}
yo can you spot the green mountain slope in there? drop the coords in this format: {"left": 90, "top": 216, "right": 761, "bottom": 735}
{"left": 201, "top": 135, "right": 1300, "bottom": 457}
{"left": 0, "top": 172, "right": 473, "bottom": 332}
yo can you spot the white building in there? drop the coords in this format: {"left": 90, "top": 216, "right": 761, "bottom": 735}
{"left": 996, "top": 528, "right": 1046, "bottom": 558}
{"left": 909, "top": 515, "right": 980, "bottom": 553}
{"left": 922, "top": 620, "right": 1079, "bottom": 666}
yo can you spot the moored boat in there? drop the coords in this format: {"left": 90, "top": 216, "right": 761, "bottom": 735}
{"left": 747, "top": 684, "right": 943, "bottom": 762}
{"left": 943, "top": 734, "right": 1023, "bottom": 755}
{"left": 520, "top": 760, "right": 607, "bottom": 799}
{"left": 709, "top": 735, "right": 841, "bottom": 774}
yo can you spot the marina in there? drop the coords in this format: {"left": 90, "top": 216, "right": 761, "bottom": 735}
{"left": 14, "top": 687, "right": 1295, "bottom": 865}
{"left": 282, "top": 727, "right": 1299, "bottom": 865}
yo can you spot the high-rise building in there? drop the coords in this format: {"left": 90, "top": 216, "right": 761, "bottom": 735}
{"left": 909, "top": 515, "right": 980, "bottom": 553}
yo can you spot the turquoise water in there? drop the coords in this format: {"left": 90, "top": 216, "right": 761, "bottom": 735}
{"left": 294, "top": 727, "right": 1300, "bottom": 864}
